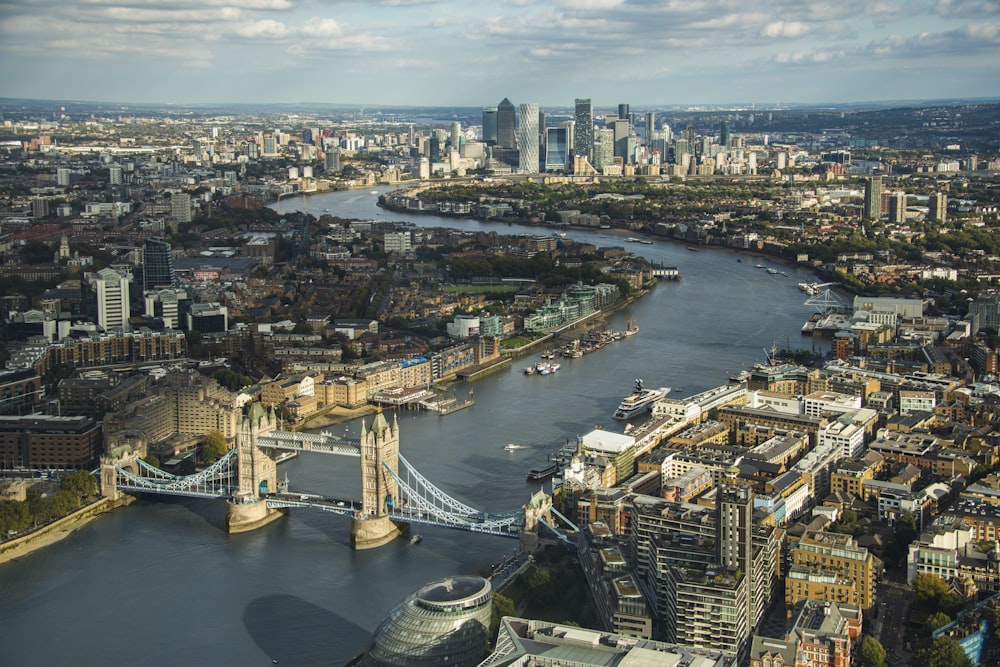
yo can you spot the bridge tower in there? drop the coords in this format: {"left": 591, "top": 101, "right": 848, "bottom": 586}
{"left": 227, "top": 402, "right": 285, "bottom": 533}
{"left": 351, "top": 409, "right": 406, "bottom": 549}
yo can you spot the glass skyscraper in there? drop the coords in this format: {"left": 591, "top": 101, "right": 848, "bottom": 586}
{"left": 545, "top": 126, "right": 569, "bottom": 172}
{"left": 143, "top": 237, "right": 176, "bottom": 292}
{"left": 574, "top": 98, "right": 593, "bottom": 162}
{"left": 517, "top": 103, "right": 540, "bottom": 174}
{"left": 481, "top": 106, "right": 498, "bottom": 145}
{"left": 496, "top": 97, "right": 516, "bottom": 149}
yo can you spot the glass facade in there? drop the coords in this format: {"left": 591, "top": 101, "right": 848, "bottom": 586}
{"left": 143, "top": 237, "right": 176, "bottom": 291}
{"left": 363, "top": 576, "right": 493, "bottom": 667}
{"left": 545, "top": 127, "right": 568, "bottom": 172}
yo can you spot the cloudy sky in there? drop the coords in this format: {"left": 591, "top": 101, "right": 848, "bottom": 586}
{"left": 1, "top": 0, "right": 998, "bottom": 107}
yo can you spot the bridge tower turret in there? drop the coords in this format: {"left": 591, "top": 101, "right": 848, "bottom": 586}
{"left": 351, "top": 409, "right": 406, "bottom": 549}
{"left": 227, "top": 402, "right": 284, "bottom": 533}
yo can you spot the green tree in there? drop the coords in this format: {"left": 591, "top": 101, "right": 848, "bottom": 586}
{"left": 142, "top": 454, "right": 160, "bottom": 469}
{"left": 199, "top": 430, "right": 230, "bottom": 463}
{"left": 913, "top": 635, "right": 972, "bottom": 667}
{"left": 925, "top": 611, "right": 953, "bottom": 635}
{"left": 489, "top": 592, "right": 516, "bottom": 639}
{"left": 59, "top": 470, "right": 97, "bottom": 503}
{"left": 858, "top": 635, "right": 887, "bottom": 667}
{"left": 0, "top": 499, "right": 31, "bottom": 535}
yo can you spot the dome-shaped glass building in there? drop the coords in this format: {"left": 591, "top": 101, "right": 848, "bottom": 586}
{"left": 362, "top": 576, "right": 493, "bottom": 667}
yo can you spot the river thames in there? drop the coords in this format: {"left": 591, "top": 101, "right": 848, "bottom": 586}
{"left": 0, "top": 187, "right": 829, "bottom": 666}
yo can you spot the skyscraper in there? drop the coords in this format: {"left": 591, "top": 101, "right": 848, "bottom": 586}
{"left": 496, "top": 98, "right": 516, "bottom": 149}
{"left": 720, "top": 120, "right": 731, "bottom": 148}
{"left": 574, "top": 98, "right": 593, "bottom": 162}
{"left": 95, "top": 268, "right": 131, "bottom": 333}
{"left": 517, "top": 103, "right": 540, "bottom": 174}
{"left": 644, "top": 112, "right": 656, "bottom": 140}
{"left": 594, "top": 128, "right": 615, "bottom": 171}
{"left": 143, "top": 237, "right": 176, "bottom": 292}
{"left": 544, "top": 126, "right": 569, "bottom": 172}
{"left": 864, "top": 176, "right": 882, "bottom": 220}
{"left": 929, "top": 192, "right": 947, "bottom": 223}
{"left": 889, "top": 192, "right": 907, "bottom": 223}
{"left": 450, "top": 122, "right": 461, "bottom": 148}
{"left": 171, "top": 192, "right": 192, "bottom": 224}
{"left": 618, "top": 103, "right": 630, "bottom": 126}
{"left": 481, "top": 106, "right": 498, "bottom": 145}
{"left": 612, "top": 118, "right": 631, "bottom": 163}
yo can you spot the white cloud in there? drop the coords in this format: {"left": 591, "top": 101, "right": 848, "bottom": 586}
{"left": 932, "top": 0, "right": 1000, "bottom": 17}
{"left": 552, "top": 0, "right": 624, "bottom": 9}
{"left": 301, "top": 17, "right": 343, "bottom": 37}
{"left": 760, "top": 20, "right": 812, "bottom": 38}
{"left": 233, "top": 19, "right": 290, "bottom": 39}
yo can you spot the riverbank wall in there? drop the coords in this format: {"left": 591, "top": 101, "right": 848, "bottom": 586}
{"left": 0, "top": 496, "right": 133, "bottom": 565}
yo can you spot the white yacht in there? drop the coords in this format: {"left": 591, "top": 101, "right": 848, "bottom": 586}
{"left": 613, "top": 379, "right": 670, "bottom": 420}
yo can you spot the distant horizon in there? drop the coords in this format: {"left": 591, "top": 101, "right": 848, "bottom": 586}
{"left": 3, "top": 95, "right": 1000, "bottom": 115}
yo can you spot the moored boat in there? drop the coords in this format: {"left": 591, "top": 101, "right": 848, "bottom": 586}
{"left": 613, "top": 379, "right": 670, "bottom": 420}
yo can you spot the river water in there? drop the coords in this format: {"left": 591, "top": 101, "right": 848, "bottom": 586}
{"left": 0, "top": 187, "right": 828, "bottom": 666}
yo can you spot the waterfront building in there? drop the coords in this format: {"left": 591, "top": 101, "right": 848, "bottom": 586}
{"left": 863, "top": 176, "right": 882, "bottom": 220}
{"left": 325, "top": 147, "right": 342, "bottom": 172}
{"left": 574, "top": 98, "right": 593, "bottom": 161}
{"left": 362, "top": 576, "right": 492, "bottom": 666}
{"left": 0, "top": 414, "right": 104, "bottom": 470}
{"left": 517, "top": 103, "right": 540, "bottom": 174}
{"left": 142, "top": 237, "right": 176, "bottom": 291}
{"left": 496, "top": 97, "right": 516, "bottom": 149}
{"left": 94, "top": 267, "right": 131, "bottom": 333}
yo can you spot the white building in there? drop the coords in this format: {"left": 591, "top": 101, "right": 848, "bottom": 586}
{"left": 383, "top": 231, "right": 412, "bottom": 255}
{"left": 819, "top": 420, "right": 866, "bottom": 460}
{"left": 94, "top": 267, "right": 131, "bottom": 333}
{"left": 446, "top": 315, "right": 480, "bottom": 339}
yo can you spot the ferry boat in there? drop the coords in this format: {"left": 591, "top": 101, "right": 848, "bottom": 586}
{"left": 613, "top": 379, "right": 670, "bottom": 420}
{"left": 638, "top": 239, "right": 653, "bottom": 245}
{"left": 504, "top": 443, "right": 524, "bottom": 452}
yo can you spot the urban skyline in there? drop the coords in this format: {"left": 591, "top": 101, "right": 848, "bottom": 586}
{"left": 1, "top": 1, "right": 998, "bottom": 107}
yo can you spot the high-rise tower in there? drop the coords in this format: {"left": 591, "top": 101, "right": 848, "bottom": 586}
{"left": 864, "top": 176, "right": 883, "bottom": 220}
{"left": 496, "top": 98, "right": 516, "bottom": 149}
{"left": 720, "top": 120, "right": 731, "bottom": 148}
{"left": 929, "top": 192, "right": 947, "bottom": 223}
{"left": 95, "top": 267, "right": 131, "bottom": 333}
{"left": 574, "top": 98, "right": 593, "bottom": 162}
{"left": 143, "top": 237, "right": 176, "bottom": 292}
{"left": 482, "top": 106, "right": 498, "bottom": 145}
{"left": 518, "top": 103, "right": 540, "bottom": 174}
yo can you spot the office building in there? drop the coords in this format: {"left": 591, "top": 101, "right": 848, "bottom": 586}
{"left": 481, "top": 106, "right": 498, "bottom": 145}
{"left": 574, "top": 98, "right": 593, "bottom": 161}
{"left": 362, "top": 576, "right": 492, "bottom": 667}
{"left": 95, "top": 267, "right": 131, "bottom": 333}
{"left": 645, "top": 112, "right": 656, "bottom": 140}
{"left": 496, "top": 97, "right": 516, "bottom": 149}
{"left": 544, "top": 126, "right": 569, "bottom": 172}
{"left": 171, "top": 192, "right": 192, "bottom": 224}
{"left": 450, "top": 121, "right": 461, "bottom": 148}
{"left": 143, "top": 237, "right": 176, "bottom": 292}
{"left": 517, "top": 103, "right": 540, "bottom": 174}
{"left": 929, "top": 192, "right": 947, "bottom": 223}
{"left": 613, "top": 118, "right": 632, "bottom": 163}
{"left": 0, "top": 415, "right": 104, "bottom": 470}
{"left": 786, "top": 530, "right": 880, "bottom": 612}
{"left": 863, "top": 176, "right": 882, "bottom": 220}
{"left": 720, "top": 120, "right": 731, "bottom": 148}
{"left": 618, "top": 103, "right": 630, "bottom": 127}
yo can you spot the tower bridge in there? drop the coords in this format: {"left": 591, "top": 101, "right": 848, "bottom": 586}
{"left": 100, "top": 404, "right": 565, "bottom": 550}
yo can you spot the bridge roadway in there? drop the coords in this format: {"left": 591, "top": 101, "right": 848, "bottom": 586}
{"left": 113, "top": 433, "right": 529, "bottom": 538}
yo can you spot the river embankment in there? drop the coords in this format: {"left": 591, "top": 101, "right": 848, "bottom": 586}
{"left": 0, "top": 496, "right": 133, "bottom": 565}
